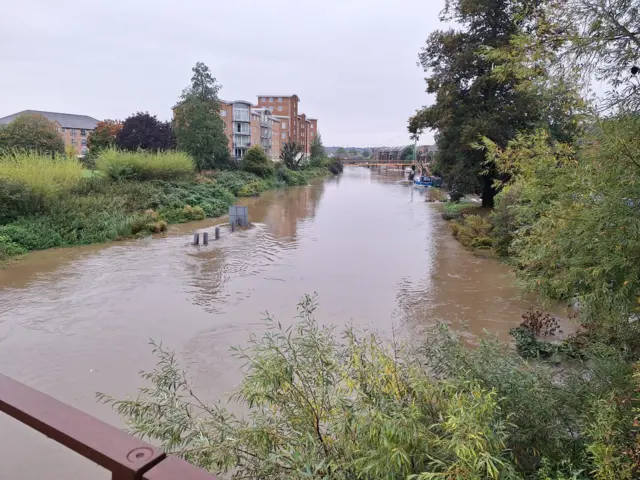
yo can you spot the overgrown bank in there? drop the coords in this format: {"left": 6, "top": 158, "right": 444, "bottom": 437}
{"left": 0, "top": 149, "right": 341, "bottom": 264}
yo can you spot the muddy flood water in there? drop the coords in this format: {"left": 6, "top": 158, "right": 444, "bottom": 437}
{"left": 0, "top": 167, "right": 562, "bottom": 479}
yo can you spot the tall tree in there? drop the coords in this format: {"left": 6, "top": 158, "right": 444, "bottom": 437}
{"left": 280, "top": 142, "right": 305, "bottom": 170}
{"left": 87, "top": 120, "right": 122, "bottom": 155}
{"left": 173, "top": 62, "right": 230, "bottom": 171}
{"left": 409, "top": 0, "right": 562, "bottom": 207}
{"left": 362, "top": 149, "right": 371, "bottom": 159}
{"left": 0, "top": 114, "right": 64, "bottom": 154}
{"left": 310, "top": 134, "right": 326, "bottom": 160}
{"left": 116, "top": 112, "right": 175, "bottom": 151}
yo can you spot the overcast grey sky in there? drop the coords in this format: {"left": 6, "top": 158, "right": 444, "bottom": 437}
{"left": 0, "top": 0, "right": 444, "bottom": 146}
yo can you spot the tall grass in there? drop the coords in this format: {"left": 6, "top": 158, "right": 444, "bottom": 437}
{"left": 96, "top": 149, "right": 195, "bottom": 181}
{"left": 0, "top": 151, "right": 83, "bottom": 196}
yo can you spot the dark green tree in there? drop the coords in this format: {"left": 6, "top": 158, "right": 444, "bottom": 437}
{"left": 409, "top": 0, "right": 567, "bottom": 207}
{"left": 361, "top": 149, "right": 371, "bottom": 159}
{"left": 173, "top": 62, "right": 230, "bottom": 171}
{"left": 280, "top": 141, "right": 305, "bottom": 170}
{"left": 335, "top": 147, "right": 346, "bottom": 155}
{"left": 242, "top": 145, "right": 274, "bottom": 178}
{"left": 309, "top": 135, "right": 326, "bottom": 160}
{"left": 348, "top": 148, "right": 358, "bottom": 156}
{"left": 116, "top": 112, "right": 175, "bottom": 152}
{"left": 0, "top": 114, "right": 65, "bottom": 154}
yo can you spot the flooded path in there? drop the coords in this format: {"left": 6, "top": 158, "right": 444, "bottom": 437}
{"left": 0, "top": 167, "right": 556, "bottom": 478}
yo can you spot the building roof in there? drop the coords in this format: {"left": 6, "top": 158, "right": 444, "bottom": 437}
{"left": 0, "top": 110, "right": 99, "bottom": 129}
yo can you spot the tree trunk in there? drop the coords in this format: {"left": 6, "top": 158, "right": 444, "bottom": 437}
{"left": 481, "top": 176, "right": 495, "bottom": 208}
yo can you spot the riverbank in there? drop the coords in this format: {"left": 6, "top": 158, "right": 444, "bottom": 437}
{"left": 0, "top": 150, "right": 338, "bottom": 265}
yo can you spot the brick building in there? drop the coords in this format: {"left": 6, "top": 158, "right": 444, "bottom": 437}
{"left": 177, "top": 93, "right": 318, "bottom": 162}
{"left": 0, "top": 110, "right": 99, "bottom": 156}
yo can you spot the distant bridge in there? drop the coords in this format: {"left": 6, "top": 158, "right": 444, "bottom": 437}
{"left": 342, "top": 160, "right": 414, "bottom": 168}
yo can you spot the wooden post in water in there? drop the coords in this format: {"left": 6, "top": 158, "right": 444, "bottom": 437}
{"left": 202, "top": 232, "right": 209, "bottom": 245}
{"left": 231, "top": 222, "right": 236, "bottom": 233}
{"left": 193, "top": 233, "right": 200, "bottom": 246}
{"left": 215, "top": 227, "right": 220, "bottom": 240}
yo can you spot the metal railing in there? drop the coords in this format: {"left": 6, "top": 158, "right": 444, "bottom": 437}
{"left": 0, "top": 374, "right": 217, "bottom": 480}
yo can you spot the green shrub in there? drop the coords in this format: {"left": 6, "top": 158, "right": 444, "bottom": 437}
{"left": 241, "top": 146, "right": 274, "bottom": 178}
{"left": 130, "top": 210, "right": 168, "bottom": 235}
{"left": 277, "top": 165, "right": 308, "bottom": 186}
{"left": 450, "top": 214, "right": 493, "bottom": 248}
{"left": 0, "top": 219, "right": 63, "bottom": 250}
{"left": 159, "top": 205, "right": 206, "bottom": 223}
{"left": 490, "top": 186, "right": 522, "bottom": 256}
{"left": 441, "top": 201, "right": 479, "bottom": 220}
{"left": 0, "top": 151, "right": 83, "bottom": 197}
{"left": 0, "top": 180, "right": 44, "bottom": 223}
{"left": 96, "top": 149, "right": 195, "bottom": 181}
{"left": 0, "top": 234, "right": 27, "bottom": 262}
{"left": 100, "top": 296, "right": 639, "bottom": 479}
{"left": 325, "top": 158, "right": 343, "bottom": 175}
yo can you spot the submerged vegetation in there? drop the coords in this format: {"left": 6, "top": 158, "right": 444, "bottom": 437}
{"left": 0, "top": 148, "right": 339, "bottom": 265}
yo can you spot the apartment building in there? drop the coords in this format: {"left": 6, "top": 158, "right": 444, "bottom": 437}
{"left": 255, "top": 95, "right": 319, "bottom": 156}
{"left": 178, "top": 94, "right": 318, "bottom": 162}
{"left": 0, "top": 110, "right": 99, "bottom": 156}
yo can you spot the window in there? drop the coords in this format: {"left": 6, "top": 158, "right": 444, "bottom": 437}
{"left": 81, "top": 138, "right": 87, "bottom": 146}
{"left": 220, "top": 110, "right": 227, "bottom": 117}
{"left": 71, "top": 138, "right": 77, "bottom": 145}
{"left": 81, "top": 129, "right": 87, "bottom": 136}
{"left": 281, "top": 132, "right": 286, "bottom": 139}
{"left": 310, "top": 124, "right": 314, "bottom": 129}
{"left": 282, "top": 122, "right": 286, "bottom": 129}
{"left": 277, "top": 106, "right": 283, "bottom": 111}
{"left": 58, "top": 127, "right": 63, "bottom": 133}
{"left": 278, "top": 97, "right": 283, "bottom": 102}
{"left": 269, "top": 97, "right": 273, "bottom": 102}
{"left": 262, "top": 97, "right": 267, "bottom": 101}
{"left": 70, "top": 128, "right": 77, "bottom": 136}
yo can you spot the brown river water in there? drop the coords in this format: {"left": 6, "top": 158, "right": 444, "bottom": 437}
{"left": 0, "top": 167, "right": 562, "bottom": 479}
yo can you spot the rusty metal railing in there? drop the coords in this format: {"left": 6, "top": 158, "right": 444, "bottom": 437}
{"left": 0, "top": 374, "right": 216, "bottom": 480}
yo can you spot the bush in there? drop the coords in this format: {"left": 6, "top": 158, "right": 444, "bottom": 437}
{"left": 0, "top": 151, "right": 83, "bottom": 198}
{"left": 159, "top": 205, "right": 206, "bottom": 223}
{"left": 450, "top": 214, "right": 493, "bottom": 248}
{"left": 241, "top": 146, "right": 274, "bottom": 178}
{"left": 490, "top": 186, "right": 521, "bottom": 256}
{"left": 441, "top": 201, "right": 479, "bottom": 220}
{"left": 101, "top": 296, "right": 640, "bottom": 479}
{"left": 325, "top": 158, "right": 343, "bottom": 175}
{"left": 214, "top": 171, "right": 273, "bottom": 197}
{"left": 0, "top": 234, "right": 27, "bottom": 263}
{"left": 0, "top": 180, "right": 44, "bottom": 223}
{"left": 96, "top": 149, "right": 194, "bottom": 181}
{"left": 276, "top": 165, "right": 307, "bottom": 186}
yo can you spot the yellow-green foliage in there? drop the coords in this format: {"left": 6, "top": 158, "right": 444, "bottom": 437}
{"left": 0, "top": 151, "right": 83, "bottom": 196}
{"left": 96, "top": 149, "right": 195, "bottom": 181}
{"left": 451, "top": 214, "right": 493, "bottom": 248}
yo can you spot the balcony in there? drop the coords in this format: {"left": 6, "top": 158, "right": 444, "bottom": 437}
{"left": 0, "top": 374, "right": 217, "bottom": 480}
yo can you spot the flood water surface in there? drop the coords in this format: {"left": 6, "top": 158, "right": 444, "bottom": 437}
{"left": 0, "top": 167, "right": 556, "bottom": 479}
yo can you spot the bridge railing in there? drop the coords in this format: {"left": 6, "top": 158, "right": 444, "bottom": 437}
{"left": 0, "top": 374, "right": 217, "bottom": 480}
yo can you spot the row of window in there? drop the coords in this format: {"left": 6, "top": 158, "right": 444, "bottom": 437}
{"left": 261, "top": 97, "right": 284, "bottom": 102}
{"left": 70, "top": 138, "right": 88, "bottom": 146}
{"left": 58, "top": 128, "right": 88, "bottom": 136}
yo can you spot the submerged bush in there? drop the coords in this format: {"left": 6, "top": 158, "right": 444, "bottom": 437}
{"left": 99, "top": 296, "right": 639, "bottom": 480}
{"left": 450, "top": 214, "right": 493, "bottom": 248}
{"left": 96, "top": 149, "right": 195, "bottom": 181}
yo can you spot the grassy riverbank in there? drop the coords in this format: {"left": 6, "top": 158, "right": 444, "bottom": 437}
{"left": 0, "top": 150, "right": 338, "bottom": 264}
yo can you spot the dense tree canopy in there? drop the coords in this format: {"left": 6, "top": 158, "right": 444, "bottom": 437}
{"left": 280, "top": 141, "right": 304, "bottom": 170}
{"left": 409, "top": 0, "right": 579, "bottom": 206}
{"left": 87, "top": 120, "right": 122, "bottom": 155}
{"left": 173, "top": 62, "right": 230, "bottom": 171}
{"left": 116, "top": 112, "right": 175, "bottom": 152}
{"left": 0, "top": 114, "right": 65, "bottom": 154}
{"left": 309, "top": 135, "right": 326, "bottom": 160}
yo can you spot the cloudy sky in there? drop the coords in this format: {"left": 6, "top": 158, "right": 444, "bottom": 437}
{"left": 1, "top": 0, "right": 444, "bottom": 147}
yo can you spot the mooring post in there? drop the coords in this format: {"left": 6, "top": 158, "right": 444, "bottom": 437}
{"left": 231, "top": 222, "right": 236, "bottom": 233}
{"left": 193, "top": 232, "right": 200, "bottom": 246}
{"left": 215, "top": 227, "right": 220, "bottom": 240}
{"left": 202, "top": 232, "right": 209, "bottom": 245}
